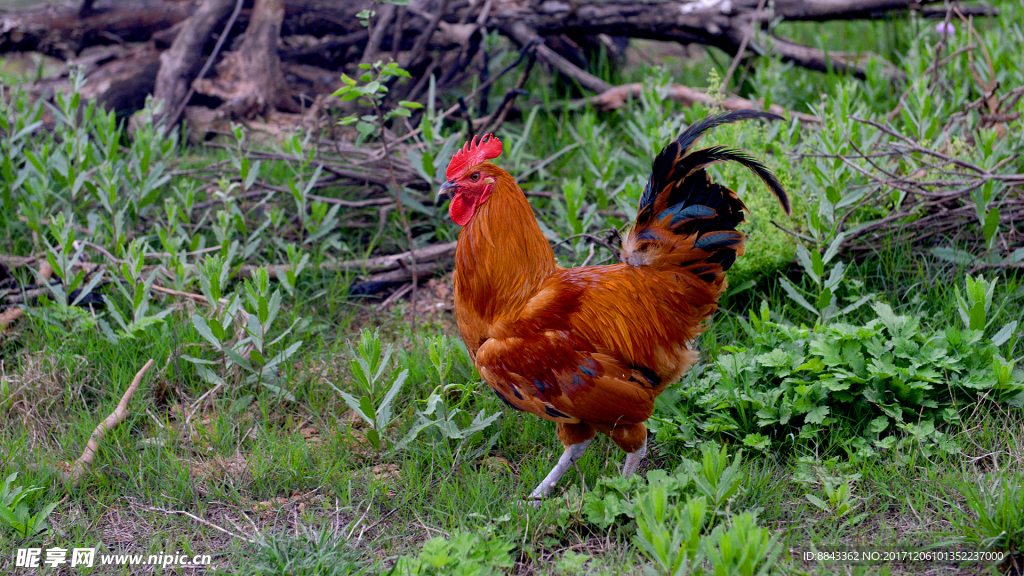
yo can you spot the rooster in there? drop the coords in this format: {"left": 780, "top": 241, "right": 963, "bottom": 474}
{"left": 438, "top": 111, "right": 791, "bottom": 500}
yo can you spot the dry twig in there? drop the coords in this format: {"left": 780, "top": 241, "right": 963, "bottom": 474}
{"left": 60, "top": 359, "right": 155, "bottom": 486}
{"left": 131, "top": 499, "right": 255, "bottom": 543}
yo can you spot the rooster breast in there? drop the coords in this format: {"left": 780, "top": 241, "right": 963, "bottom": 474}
{"left": 470, "top": 263, "right": 715, "bottom": 433}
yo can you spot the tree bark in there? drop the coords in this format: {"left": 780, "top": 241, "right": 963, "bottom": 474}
{"left": 152, "top": 0, "right": 236, "bottom": 123}
{"left": 193, "top": 0, "right": 298, "bottom": 116}
{"left": 2, "top": 0, "right": 949, "bottom": 59}
{"left": 0, "top": 0, "right": 199, "bottom": 58}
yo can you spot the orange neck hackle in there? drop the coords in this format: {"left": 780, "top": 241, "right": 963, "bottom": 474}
{"left": 453, "top": 164, "right": 555, "bottom": 335}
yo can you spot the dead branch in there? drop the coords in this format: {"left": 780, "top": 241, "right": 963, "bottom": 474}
{"left": 60, "top": 359, "right": 155, "bottom": 487}
{"left": 756, "top": 27, "right": 906, "bottom": 80}
{"left": 791, "top": 87, "right": 1024, "bottom": 265}
{"left": 0, "top": 254, "right": 38, "bottom": 269}
{"left": 131, "top": 499, "right": 255, "bottom": 543}
{"left": 361, "top": 3, "right": 397, "bottom": 63}
{"left": 721, "top": 2, "right": 759, "bottom": 89}
{"left": 399, "top": 0, "right": 451, "bottom": 70}
{"left": 767, "top": 0, "right": 942, "bottom": 21}
{"left": 478, "top": 54, "right": 536, "bottom": 134}
{"left": 587, "top": 82, "right": 821, "bottom": 123}
{"left": 349, "top": 260, "right": 453, "bottom": 297}
{"left": 193, "top": 0, "right": 298, "bottom": 117}
{"left": 150, "top": 283, "right": 209, "bottom": 303}
{"left": 0, "top": 1, "right": 197, "bottom": 57}
{"left": 154, "top": 0, "right": 241, "bottom": 128}
{"left": 148, "top": 242, "right": 459, "bottom": 288}
{"left": 0, "top": 308, "right": 23, "bottom": 333}
{"left": 507, "top": 21, "right": 611, "bottom": 94}
{"left": 377, "top": 282, "right": 412, "bottom": 311}
{"left": 4, "top": 0, "right": 965, "bottom": 124}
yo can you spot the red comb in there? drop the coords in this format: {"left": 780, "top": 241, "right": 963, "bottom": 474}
{"left": 445, "top": 134, "right": 502, "bottom": 181}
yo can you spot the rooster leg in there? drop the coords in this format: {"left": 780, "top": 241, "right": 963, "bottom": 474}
{"left": 529, "top": 439, "right": 592, "bottom": 502}
{"left": 621, "top": 436, "right": 648, "bottom": 478}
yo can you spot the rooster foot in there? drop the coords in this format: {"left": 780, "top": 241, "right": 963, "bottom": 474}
{"left": 527, "top": 439, "right": 592, "bottom": 507}
{"left": 621, "top": 436, "right": 648, "bottom": 478}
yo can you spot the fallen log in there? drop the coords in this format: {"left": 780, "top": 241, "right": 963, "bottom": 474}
{"left": 249, "top": 240, "right": 458, "bottom": 281}
{"left": 193, "top": 0, "right": 298, "bottom": 118}
{"left": 0, "top": 1, "right": 198, "bottom": 57}
{"left": 2, "top": 0, "right": 984, "bottom": 123}
{"left": 152, "top": 0, "right": 237, "bottom": 126}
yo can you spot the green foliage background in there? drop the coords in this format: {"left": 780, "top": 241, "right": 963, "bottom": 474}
{"left": 1, "top": 2, "right": 1023, "bottom": 574}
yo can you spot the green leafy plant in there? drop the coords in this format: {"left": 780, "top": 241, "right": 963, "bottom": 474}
{"left": 558, "top": 176, "right": 599, "bottom": 259}
{"left": 580, "top": 444, "right": 745, "bottom": 531}
{"left": 555, "top": 550, "right": 593, "bottom": 574}
{"left": 578, "top": 473, "right": 646, "bottom": 530}
{"left": 804, "top": 470, "right": 865, "bottom": 527}
{"left": 389, "top": 530, "right": 515, "bottom": 576}
{"left": 333, "top": 61, "right": 422, "bottom": 142}
{"left": 396, "top": 335, "right": 501, "bottom": 454}
{"left": 0, "top": 84, "right": 44, "bottom": 213}
{"left": 0, "top": 473, "right": 57, "bottom": 540}
{"left": 955, "top": 275, "right": 1018, "bottom": 349}
{"left": 328, "top": 329, "right": 408, "bottom": 452}
{"left": 634, "top": 488, "right": 706, "bottom": 576}
{"left": 573, "top": 445, "right": 775, "bottom": 576}
{"left": 184, "top": 260, "right": 303, "bottom": 400}
{"left": 331, "top": 58, "right": 427, "bottom": 317}
{"left": 657, "top": 276, "right": 1024, "bottom": 459}
{"left": 100, "top": 238, "right": 172, "bottom": 341}
{"left": 702, "top": 511, "right": 781, "bottom": 576}
{"left": 28, "top": 212, "right": 105, "bottom": 329}
{"left": 685, "top": 443, "right": 746, "bottom": 513}
{"left": 779, "top": 234, "right": 871, "bottom": 326}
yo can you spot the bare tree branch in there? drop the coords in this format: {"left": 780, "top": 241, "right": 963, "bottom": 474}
{"left": 60, "top": 359, "right": 155, "bottom": 486}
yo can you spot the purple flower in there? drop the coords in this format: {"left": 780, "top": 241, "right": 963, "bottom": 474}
{"left": 935, "top": 22, "right": 956, "bottom": 35}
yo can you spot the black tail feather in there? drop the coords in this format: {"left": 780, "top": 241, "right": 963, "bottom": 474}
{"left": 675, "top": 110, "right": 784, "bottom": 156}
{"left": 623, "top": 111, "right": 790, "bottom": 277}
{"left": 684, "top": 146, "right": 790, "bottom": 216}
{"left": 637, "top": 111, "right": 790, "bottom": 221}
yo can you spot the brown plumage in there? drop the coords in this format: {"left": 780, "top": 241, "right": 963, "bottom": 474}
{"left": 439, "top": 112, "right": 791, "bottom": 500}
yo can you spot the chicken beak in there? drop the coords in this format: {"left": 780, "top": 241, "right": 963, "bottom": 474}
{"left": 436, "top": 180, "right": 458, "bottom": 206}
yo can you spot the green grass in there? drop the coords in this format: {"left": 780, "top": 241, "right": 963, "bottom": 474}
{"left": 1, "top": 247, "right": 1019, "bottom": 575}
{"left": 1, "top": 3, "right": 1023, "bottom": 574}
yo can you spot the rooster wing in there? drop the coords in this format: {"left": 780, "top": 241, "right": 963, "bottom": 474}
{"left": 474, "top": 262, "right": 719, "bottom": 451}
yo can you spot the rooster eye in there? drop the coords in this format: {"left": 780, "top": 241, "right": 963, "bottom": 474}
{"left": 470, "top": 173, "right": 480, "bottom": 182}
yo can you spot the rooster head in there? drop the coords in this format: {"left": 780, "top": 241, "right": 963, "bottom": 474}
{"left": 439, "top": 134, "right": 502, "bottom": 226}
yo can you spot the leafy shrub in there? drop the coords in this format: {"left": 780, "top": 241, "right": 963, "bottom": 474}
{"left": 329, "top": 328, "right": 409, "bottom": 452}
{"left": 329, "top": 330, "right": 500, "bottom": 456}
{"left": 390, "top": 530, "right": 515, "bottom": 576}
{"left": 183, "top": 263, "right": 304, "bottom": 400}
{"left": 701, "top": 511, "right": 780, "bottom": 576}
{"left": 578, "top": 443, "right": 745, "bottom": 532}
{"left": 567, "top": 444, "right": 779, "bottom": 576}
{"left": 634, "top": 487, "right": 705, "bottom": 576}
{"left": 658, "top": 294, "right": 1024, "bottom": 458}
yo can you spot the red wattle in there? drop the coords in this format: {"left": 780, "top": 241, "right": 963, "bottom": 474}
{"left": 449, "top": 194, "right": 474, "bottom": 226}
